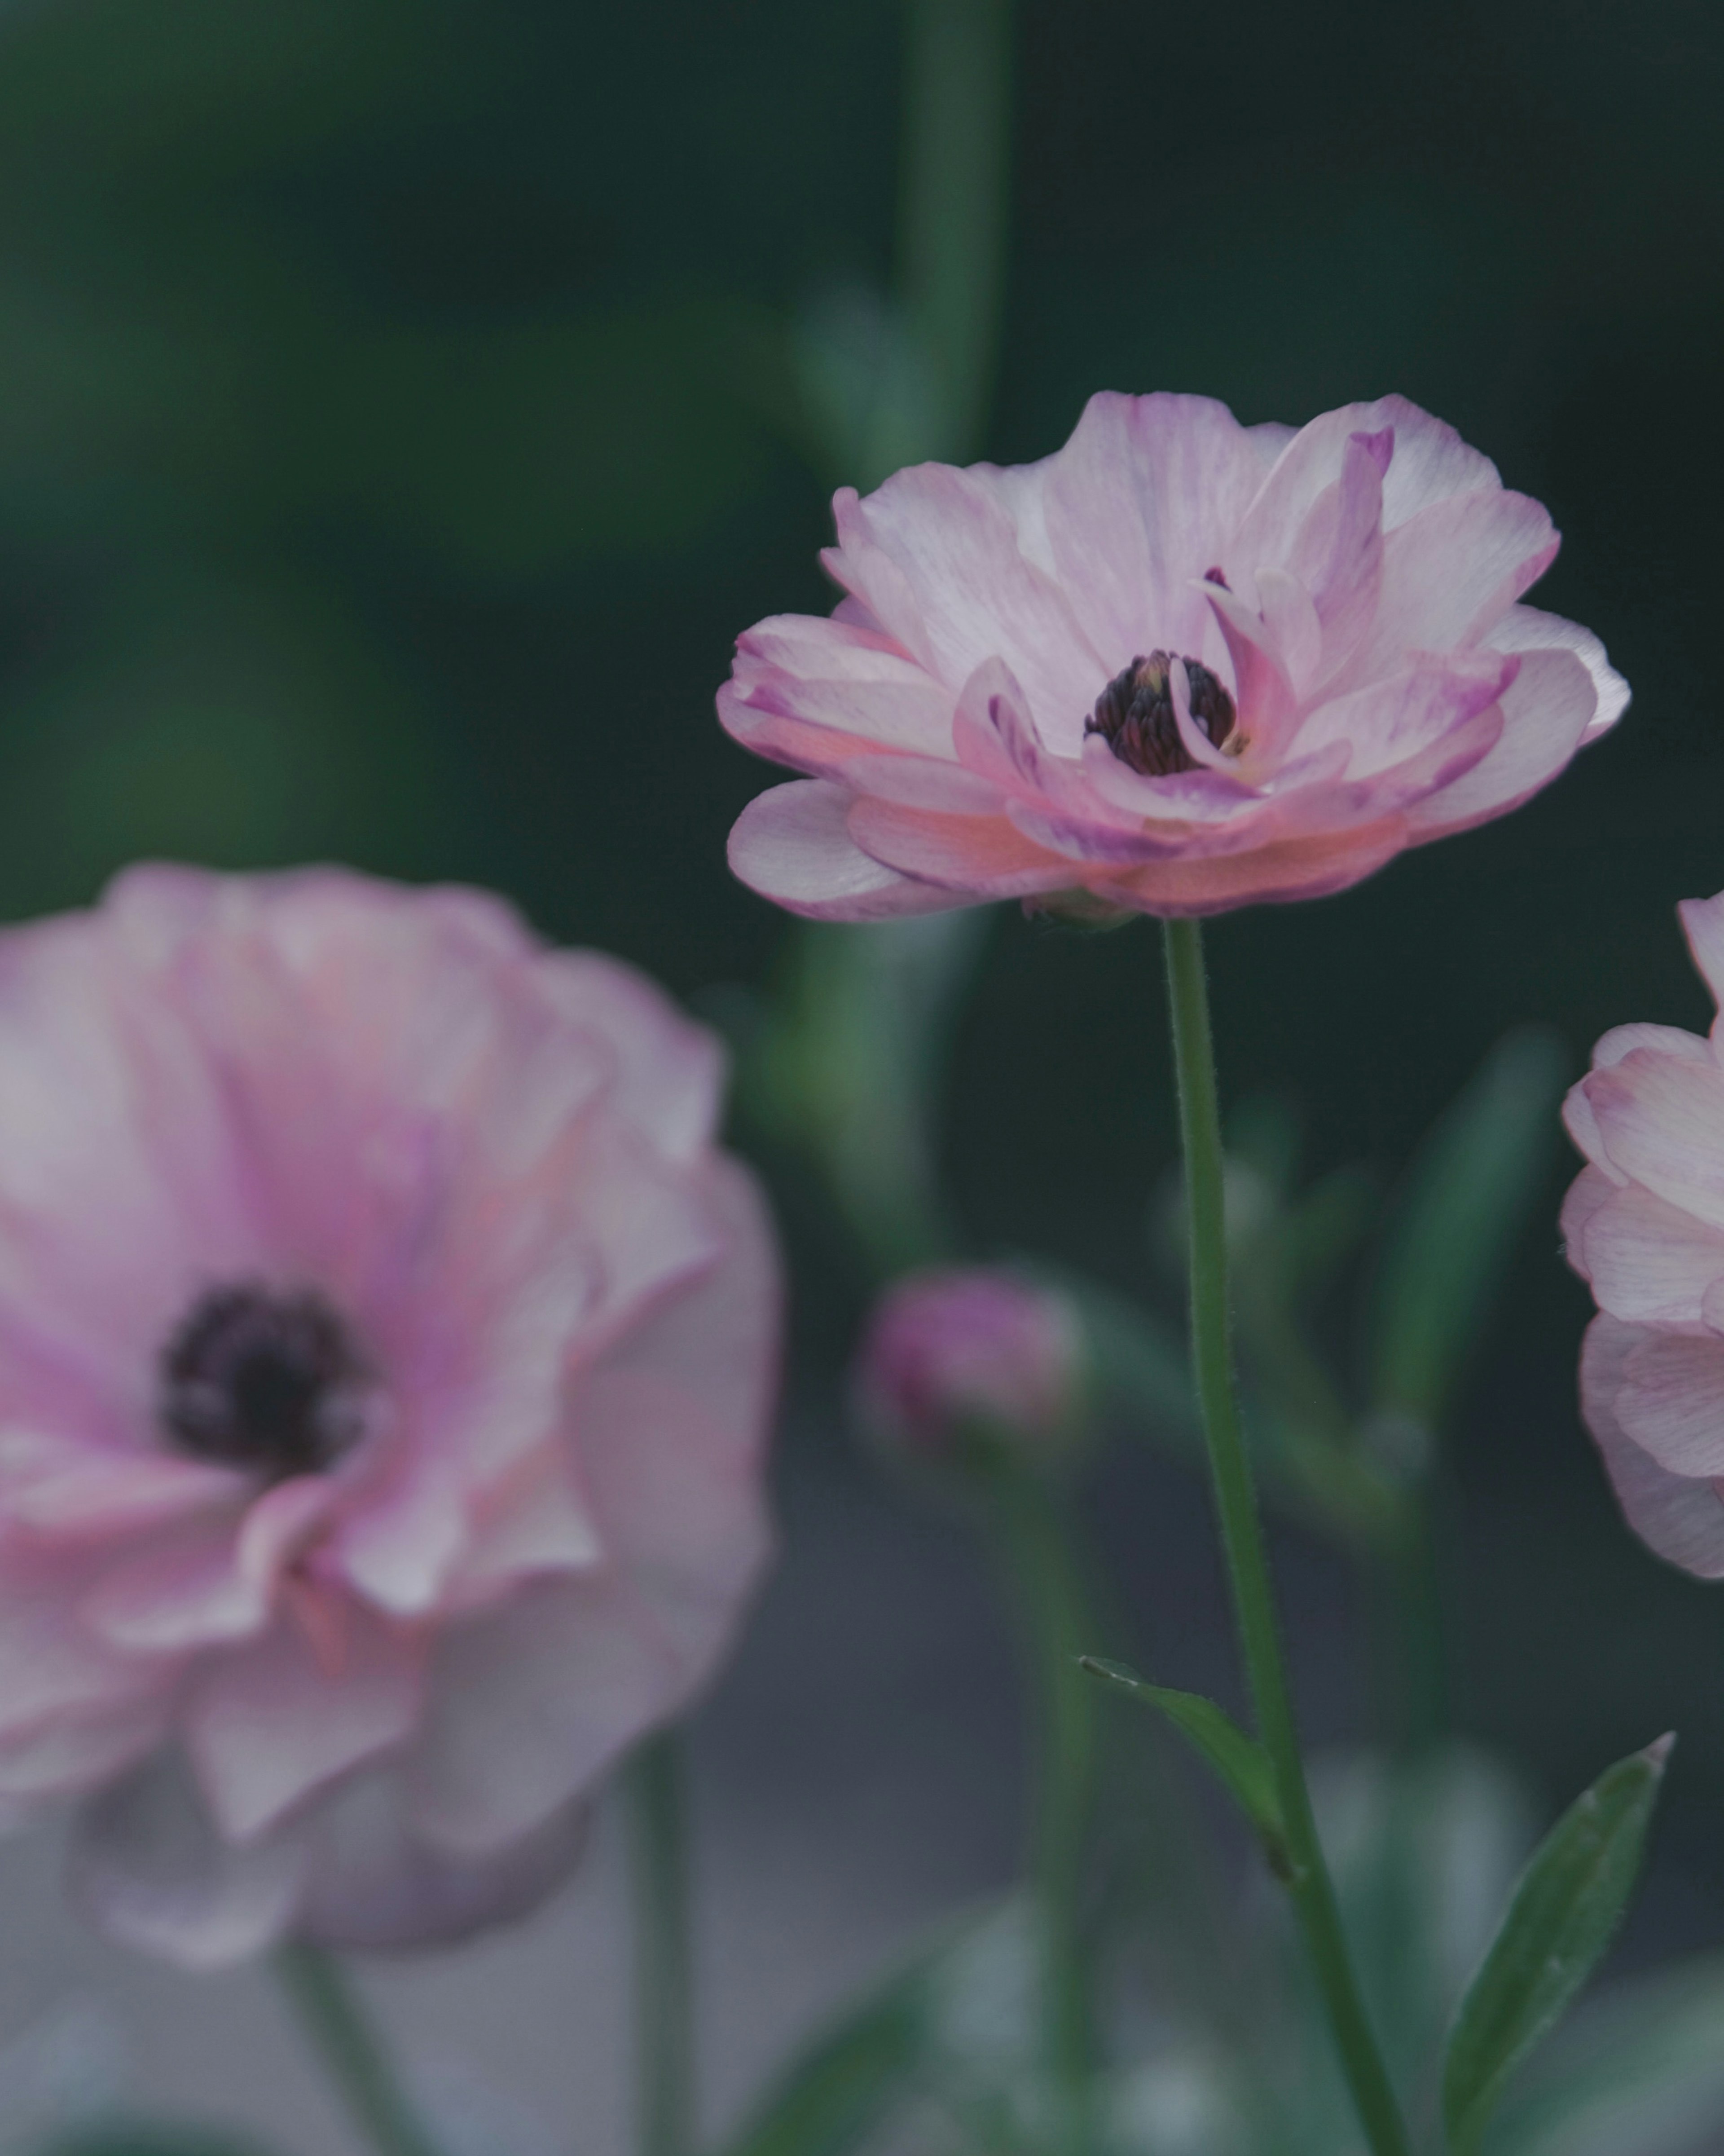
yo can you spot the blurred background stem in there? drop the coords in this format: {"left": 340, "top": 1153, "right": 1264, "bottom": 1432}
{"left": 275, "top": 1942, "right": 445, "bottom": 2156}
{"left": 897, "top": 0, "right": 1013, "bottom": 465}
{"left": 985, "top": 1459, "right": 1099, "bottom": 2141}
{"left": 1161, "top": 918, "right": 1410, "bottom": 2156}
{"left": 626, "top": 1731, "right": 695, "bottom": 2156}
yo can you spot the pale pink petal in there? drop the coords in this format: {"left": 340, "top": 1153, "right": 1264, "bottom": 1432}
{"left": 728, "top": 780, "right": 975, "bottom": 919}
{"left": 1585, "top": 1053, "right": 1724, "bottom": 1231}
{"left": 446, "top": 1442, "right": 603, "bottom": 1605}
{"left": 1580, "top": 1316, "right": 1724, "bottom": 1578}
{"left": 847, "top": 794, "right": 1076, "bottom": 899}
{"left": 83, "top": 1477, "right": 332, "bottom": 1653}
{"left": 71, "top": 1747, "right": 310, "bottom": 1971}
{"left": 405, "top": 1354, "right": 772, "bottom": 1854}
{"left": 1487, "top": 604, "right": 1629, "bottom": 743}
{"left": 1040, "top": 392, "right": 1271, "bottom": 662}
{"left": 531, "top": 950, "right": 724, "bottom": 1165}
{"left": 295, "top": 1767, "right": 588, "bottom": 1951}
{"left": 1292, "top": 654, "right": 1517, "bottom": 778}
{"left": 1566, "top": 1177, "right": 1724, "bottom": 1325}
{"left": 1345, "top": 487, "right": 1557, "bottom": 684}
{"left": 186, "top": 1607, "right": 426, "bottom": 1842}
{"left": 0, "top": 1430, "right": 242, "bottom": 1537}
{"left": 0, "top": 1695, "right": 169, "bottom": 1799}
{"left": 1285, "top": 427, "right": 1390, "bottom": 677}
{"left": 1405, "top": 648, "right": 1598, "bottom": 838}
{"left": 832, "top": 464, "right": 1108, "bottom": 732}
{"left": 1615, "top": 1327, "right": 1724, "bottom": 1475}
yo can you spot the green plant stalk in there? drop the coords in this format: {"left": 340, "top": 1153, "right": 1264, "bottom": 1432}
{"left": 626, "top": 1730, "right": 695, "bottom": 2156}
{"left": 985, "top": 1456, "right": 1099, "bottom": 2131}
{"left": 275, "top": 1942, "right": 445, "bottom": 2156}
{"left": 1161, "top": 918, "right": 1409, "bottom": 2156}
{"left": 897, "top": 0, "right": 1013, "bottom": 459}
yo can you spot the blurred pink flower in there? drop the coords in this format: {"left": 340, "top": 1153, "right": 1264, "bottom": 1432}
{"left": 855, "top": 1268, "right": 1084, "bottom": 1459}
{"left": 1563, "top": 891, "right": 1724, "bottom": 1576}
{"left": 0, "top": 866, "right": 778, "bottom": 1967}
{"left": 720, "top": 393, "right": 1626, "bottom": 920}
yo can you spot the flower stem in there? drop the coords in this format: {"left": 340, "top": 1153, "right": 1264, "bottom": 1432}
{"left": 274, "top": 1942, "right": 445, "bottom": 2156}
{"left": 986, "top": 1461, "right": 1098, "bottom": 2137}
{"left": 897, "top": 0, "right": 1013, "bottom": 462}
{"left": 1160, "top": 918, "right": 1409, "bottom": 2156}
{"left": 625, "top": 1730, "right": 695, "bottom": 2156}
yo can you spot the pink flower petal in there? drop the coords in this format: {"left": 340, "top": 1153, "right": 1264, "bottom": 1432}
{"left": 185, "top": 1605, "right": 426, "bottom": 1842}
{"left": 294, "top": 1765, "right": 588, "bottom": 1951}
{"left": 1405, "top": 648, "right": 1598, "bottom": 838}
{"left": 728, "top": 780, "right": 974, "bottom": 920}
{"left": 1586, "top": 1052, "right": 1724, "bottom": 1231}
{"left": 1566, "top": 1176, "right": 1724, "bottom": 1325}
{"left": 1041, "top": 391, "right": 1275, "bottom": 662}
{"left": 846, "top": 793, "right": 1076, "bottom": 899}
{"left": 832, "top": 464, "right": 1108, "bottom": 739}
{"left": 70, "top": 1746, "right": 310, "bottom": 1971}
{"left": 1487, "top": 603, "right": 1629, "bottom": 744}
{"left": 1615, "top": 1327, "right": 1724, "bottom": 1475}
{"left": 1345, "top": 486, "right": 1557, "bottom": 686}
{"left": 1580, "top": 1315, "right": 1724, "bottom": 1578}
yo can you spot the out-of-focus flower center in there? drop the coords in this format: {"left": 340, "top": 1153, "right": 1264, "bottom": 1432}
{"left": 1084, "top": 652, "right": 1237, "bottom": 777}
{"left": 158, "top": 1283, "right": 370, "bottom": 1478}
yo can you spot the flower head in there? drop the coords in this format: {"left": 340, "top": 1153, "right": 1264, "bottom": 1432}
{"left": 720, "top": 393, "right": 1627, "bottom": 920}
{"left": 0, "top": 866, "right": 778, "bottom": 1966}
{"left": 1563, "top": 891, "right": 1724, "bottom": 1575}
{"left": 854, "top": 1268, "right": 1085, "bottom": 1462}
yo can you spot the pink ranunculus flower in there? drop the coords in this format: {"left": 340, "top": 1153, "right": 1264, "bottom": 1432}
{"left": 1562, "top": 891, "right": 1724, "bottom": 1576}
{"left": 855, "top": 1268, "right": 1086, "bottom": 1460}
{"left": 0, "top": 866, "right": 778, "bottom": 1968}
{"left": 720, "top": 393, "right": 1627, "bottom": 920}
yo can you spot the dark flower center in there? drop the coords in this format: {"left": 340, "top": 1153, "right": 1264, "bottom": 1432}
{"left": 1084, "top": 652, "right": 1237, "bottom": 777}
{"left": 159, "top": 1283, "right": 370, "bottom": 1477}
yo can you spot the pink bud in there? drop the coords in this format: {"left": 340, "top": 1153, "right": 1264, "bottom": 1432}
{"left": 854, "top": 1268, "right": 1085, "bottom": 1460}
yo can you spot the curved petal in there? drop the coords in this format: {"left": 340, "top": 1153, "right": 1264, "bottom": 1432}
{"left": 1615, "top": 1327, "right": 1724, "bottom": 1476}
{"left": 1487, "top": 603, "right": 1629, "bottom": 743}
{"left": 1585, "top": 1052, "right": 1724, "bottom": 1232}
{"left": 185, "top": 1604, "right": 426, "bottom": 1842}
{"left": 1566, "top": 1177, "right": 1724, "bottom": 1325}
{"left": 1581, "top": 1315, "right": 1724, "bottom": 1578}
{"left": 70, "top": 1746, "right": 310, "bottom": 1971}
{"left": 728, "top": 780, "right": 975, "bottom": 921}
{"left": 1405, "top": 648, "right": 1598, "bottom": 839}
{"left": 294, "top": 1768, "right": 588, "bottom": 1952}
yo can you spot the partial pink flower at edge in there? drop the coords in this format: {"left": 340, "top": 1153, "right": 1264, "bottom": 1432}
{"left": 719, "top": 392, "right": 1627, "bottom": 921}
{"left": 1563, "top": 889, "right": 1724, "bottom": 1574}
{"left": 0, "top": 864, "right": 779, "bottom": 1967}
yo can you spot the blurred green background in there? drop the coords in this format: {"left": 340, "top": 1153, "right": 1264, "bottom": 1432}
{"left": 4, "top": 0, "right": 1724, "bottom": 1961}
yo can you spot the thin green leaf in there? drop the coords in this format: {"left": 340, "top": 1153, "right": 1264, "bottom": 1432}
{"left": 1442, "top": 1734, "right": 1673, "bottom": 2156}
{"left": 1078, "top": 1658, "right": 1289, "bottom": 1869}
{"left": 1370, "top": 1027, "right": 1568, "bottom": 1431}
{"left": 714, "top": 1950, "right": 935, "bottom": 2156}
{"left": 1487, "top": 1950, "right": 1724, "bottom": 2156}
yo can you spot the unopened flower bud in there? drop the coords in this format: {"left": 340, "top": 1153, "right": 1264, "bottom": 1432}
{"left": 853, "top": 1268, "right": 1086, "bottom": 1463}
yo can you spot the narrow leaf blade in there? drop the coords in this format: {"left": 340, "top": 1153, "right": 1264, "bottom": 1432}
{"left": 1442, "top": 1734, "right": 1673, "bottom": 2156}
{"left": 1371, "top": 1027, "right": 1568, "bottom": 1430}
{"left": 1079, "top": 1658, "right": 1285, "bottom": 1854}
{"left": 715, "top": 1953, "right": 933, "bottom": 2156}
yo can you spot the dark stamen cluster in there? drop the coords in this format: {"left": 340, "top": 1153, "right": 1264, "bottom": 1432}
{"left": 1084, "top": 651, "right": 1236, "bottom": 778}
{"left": 160, "top": 1283, "right": 369, "bottom": 1477}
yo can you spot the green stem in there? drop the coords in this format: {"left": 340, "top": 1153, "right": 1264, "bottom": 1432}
{"left": 897, "top": 0, "right": 1013, "bottom": 461}
{"left": 1161, "top": 918, "right": 1409, "bottom": 2156}
{"left": 986, "top": 1461, "right": 1098, "bottom": 2130}
{"left": 626, "top": 1731, "right": 695, "bottom": 2156}
{"left": 275, "top": 1942, "right": 445, "bottom": 2156}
